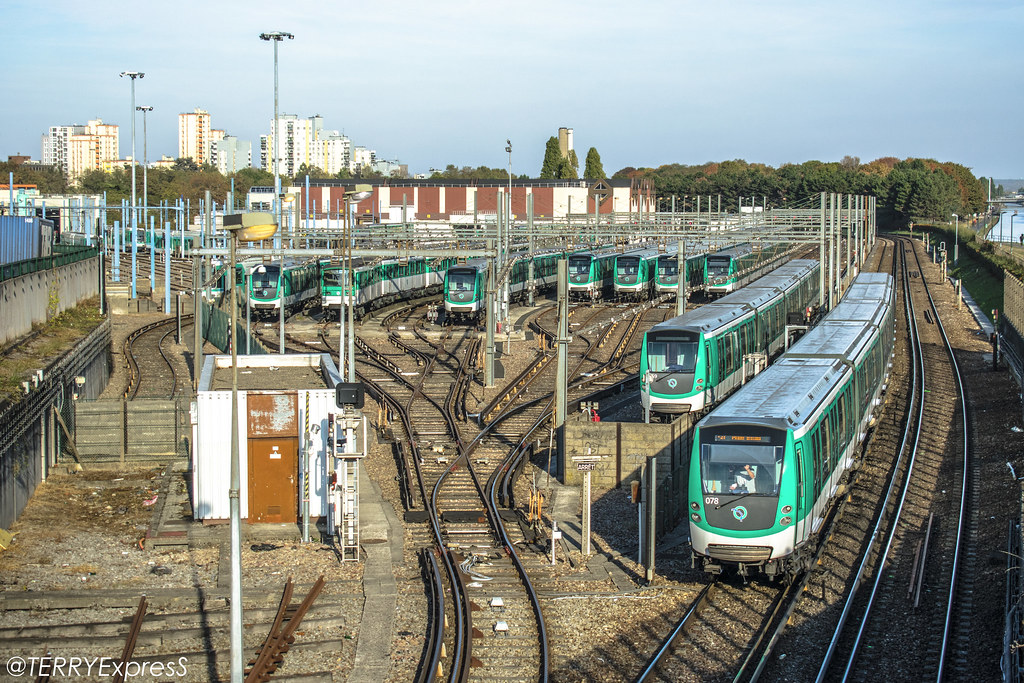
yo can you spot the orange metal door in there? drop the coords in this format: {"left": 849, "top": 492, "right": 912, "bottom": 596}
{"left": 248, "top": 437, "right": 298, "bottom": 523}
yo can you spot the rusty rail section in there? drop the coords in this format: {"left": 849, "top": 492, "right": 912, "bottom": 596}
{"left": 245, "top": 575, "right": 326, "bottom": 683}
{"left": 111, "top": 595, "right": 148, "bottom": 683}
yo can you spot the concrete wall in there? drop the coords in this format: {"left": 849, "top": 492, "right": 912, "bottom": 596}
{"left": 0, "top": 256, "right": 100, "bottom": 346}
{"left": 563, "top": 412, "right": 697, "bottom": 488}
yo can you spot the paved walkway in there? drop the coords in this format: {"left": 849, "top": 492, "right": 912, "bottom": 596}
{"left": 347, "top": 464, "right": 403, "bottom": 682}
{"left": 956, "top": 279, "right": 995, "bottom": 336}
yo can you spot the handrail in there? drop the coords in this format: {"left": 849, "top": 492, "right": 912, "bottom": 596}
{"left": 1, "top": 245, "right": 97, "bottom": 283}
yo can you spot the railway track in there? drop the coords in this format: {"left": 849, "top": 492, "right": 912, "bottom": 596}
{"left": 123, "top": 315, "right": 191, "bottom": 399}
{"left": 814, "top": 235, "right": 971, "bottom": 680}
{"left": 0, "top": 581, "right": 361, "bottom": 681}
{"left": 338, "top": 297, "right": 661, "bottom": 681}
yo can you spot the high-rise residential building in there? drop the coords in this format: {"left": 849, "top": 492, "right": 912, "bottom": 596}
{"left": 43, "top": 124, "right": 86, "bottom": 177}
{"left": 178, "top": 107, "right": 211, "bottom": 165}
{"left": 66, "top": 119, "right": 119, "bottom": 181}
{"left": 352, "top": 146, "right": 375, "bottom": 174}
{"left": 212, "top": 136, "right": 252, "bottom": 175}
{"left": 264, "top": 114, "right": 374, "bottom": 177}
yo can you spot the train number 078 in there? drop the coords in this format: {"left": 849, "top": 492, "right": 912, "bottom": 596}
{"left": 705, "top": 497, "right": 719, "bottom": 506}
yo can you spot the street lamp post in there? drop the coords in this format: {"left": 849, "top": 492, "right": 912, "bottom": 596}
{"left": 1011, "top": 212, "right": 1018, "bottom": 257}
{"left": 120, "top": 71, "right": 144, "bottom": 297}
{"left": 137, "top": 105, "right": 153, "bottom": 231}
{"left": 223, "top": 213, "right": 278, "bottom": 683}
{"left": 260, "top": 31, "right": 294, "bottom": 355}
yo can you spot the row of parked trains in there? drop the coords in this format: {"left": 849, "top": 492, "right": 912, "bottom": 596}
{"left": 206, "top": 240, "right": 794, "bottom": 321}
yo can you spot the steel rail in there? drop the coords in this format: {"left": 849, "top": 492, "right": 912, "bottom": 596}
{"left": 635, "top": 581, "right": 718, "bottom": 681}
{"left": 816, "top": 238, "right": 922, "bottom": 680}
{"left": 906, "top": 239, "right": 971, "bottom": 681}
{"left": 417, "top": 549, "right": 446, "bottom": 683}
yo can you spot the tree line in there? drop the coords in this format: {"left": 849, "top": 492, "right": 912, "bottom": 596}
{"left": 1, "top": 151, "right": 1001, "bottom": 229}
{"left": 612, "top": 156, "right": 999, "bottom": 227}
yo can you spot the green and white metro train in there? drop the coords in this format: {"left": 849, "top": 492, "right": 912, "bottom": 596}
{"left": 443, "top": 249, "right": 568, "bottom": 319}
{"left": 689, "top": 271, "right": 895, "bottom": 580}
{"left": 654, "top": 250, "right": 709, "bottom": 298}
{"left": 640, "top": 259, "right": 820, "bottom": 418}
{"left": 613, "top": 247, "right": 662, "bottom": 301}
{"left": 705, "top": 242, "right": 792, "bottom": 296}
{"left": 322, "top": 257, "right": 455, "bottom": 319}
{"left": 243, "top": 258, "right": 322, "bottom": 317}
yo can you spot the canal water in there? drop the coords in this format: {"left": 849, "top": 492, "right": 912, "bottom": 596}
{"left": 990, "top": 204, "right": 1024, "bottom": 244}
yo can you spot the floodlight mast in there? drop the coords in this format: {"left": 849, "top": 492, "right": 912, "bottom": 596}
{"left": 120, "top": 71, "right": 144, "bottom": 297}
{"left": 259, "top": 31, "right": 294, "bottom": 356}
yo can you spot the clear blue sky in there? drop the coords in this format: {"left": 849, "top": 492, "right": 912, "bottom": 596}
{"left": 5, "top": 0, "right": 1023, "bottom": 179}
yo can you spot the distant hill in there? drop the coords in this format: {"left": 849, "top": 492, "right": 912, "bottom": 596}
{"left": 995, "top": 179, "right": 1024, "bottom": 193}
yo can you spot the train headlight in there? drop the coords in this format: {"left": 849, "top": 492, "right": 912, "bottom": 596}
{"left": 782, "top": 505, "right": 792, "bottom": 514}
{"left": 780, "top": 516, "right": 792, "bottom": 526}
{"left": 690, "top": 513, "right": 702, "bottom": 523}
{"left": 690, "top": 501, "right": 700, "bottom": 511}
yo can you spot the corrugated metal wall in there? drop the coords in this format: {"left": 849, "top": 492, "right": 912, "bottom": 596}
{"left": 0, "top": 216, "right": 52, "bottom": 266}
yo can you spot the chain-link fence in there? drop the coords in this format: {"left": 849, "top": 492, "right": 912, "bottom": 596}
{"left": 72, "top": 398, "right": 190, "bottom": 463}
{"left": 200, "top": 300, "right": 270, "bottom": 355}
{"left": 0, "top": 320, "right": 110, "bottom": 528}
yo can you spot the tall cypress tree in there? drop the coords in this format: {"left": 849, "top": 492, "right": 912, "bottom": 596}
{"left": 584, "top": 147, "right": 605, "bottom": 179}
{"left": 540, "top": 136, "right": 562, "bottom": 178}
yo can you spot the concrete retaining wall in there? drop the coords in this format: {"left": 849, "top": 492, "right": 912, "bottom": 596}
{"left": 0, "top": 320, "right": 109, "bottom": 528}
{"left": 563, "top": 412, "right": 696, "bottom": 488}
{"left": 0, "top": 256, "right": 100, "bottom": 346}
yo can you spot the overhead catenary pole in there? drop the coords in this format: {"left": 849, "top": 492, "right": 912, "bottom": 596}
{"left": 527, "top": 193, "right": 535, "bottom": 307}
{"left": 193, "top": 253, "right": 202, "bottom": 393}
{"left": 676, "top": 238, "right": 687, "bottom": 316}
{"left": 555, "top": 259, "right": 568, "bottom": 478}
{"left": 164, "top": 221, "right": 171, "bottom": 313}
{"left": 136, "top": 105, "right": 152, "bottom": 229}
{"left": 485, "top": 238, "right": 496, "bottom": 387}
{"left": 819, "top": 192, "right": 826, "bottom": 310}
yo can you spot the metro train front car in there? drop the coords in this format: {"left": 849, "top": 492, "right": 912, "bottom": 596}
{"left": 444, "top": 262, "right": 485, "bottom": 318}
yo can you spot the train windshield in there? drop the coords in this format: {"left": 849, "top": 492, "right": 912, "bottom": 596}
{"left": 616, "top": 257, "right": 640, "bottom": 276}
{"left": 250, "top": 266, "right": 279, "bottom": 290}
{"left": 700, "top": 439, "right": 783, "bottom": 496}
{"left": 322, "top": 269, "right": 346, "bottom": 287}
{"left": 447, "top": 270, "right": 476, "bottom": 293}
{"left": 658, "top": 258, "right": 678, "bottom": 278}
{"left": 647, "top": 338, "right": 697, "bottom": 373}
{"left": 707, "top": 257, "right": 731, "bottom": 277}
{"left": 567, "top": 256, "right": 592, "bottom": 275}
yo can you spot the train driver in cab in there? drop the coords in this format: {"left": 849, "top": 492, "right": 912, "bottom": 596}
{"left": 729, "top": 463, "right": 757, "bottom": 493}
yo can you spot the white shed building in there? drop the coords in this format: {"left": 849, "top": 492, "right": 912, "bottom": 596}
{"left": 192, "top": 353, "right": 340, "bottom": 524}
